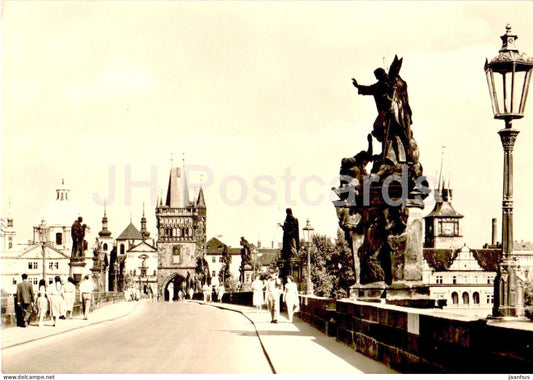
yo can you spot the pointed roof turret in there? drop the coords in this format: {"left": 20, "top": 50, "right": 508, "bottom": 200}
{"left": 196, "top": 187, "right": 206, "bottom": 208}
{"left": 98, "top": 202, "right": 112, "bottom": 237}
{"left": 165, "top": 166, "right": 191, "bottom": 208}
{"left": 426, "top": 149, "right": 463, "bottom": 219}
{"left": 140, "top": 202, "right": 150, "bottom": 239}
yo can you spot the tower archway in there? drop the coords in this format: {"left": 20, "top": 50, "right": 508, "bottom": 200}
{"left": 162, "top": 273, "right": 186, "bottom": 301}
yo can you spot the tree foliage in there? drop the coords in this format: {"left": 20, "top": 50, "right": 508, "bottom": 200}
{"left": 308, "top": 233, "right": 335, "bottom": 297}
{"left": 330, "top": 229, "right": 355, "bottom": 299}
{"left": 302, "top": 230, "right": 355, "bottom": 299}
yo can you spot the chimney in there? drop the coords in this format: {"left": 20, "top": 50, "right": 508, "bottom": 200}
{"left": 491, "top": 218, "right": 497, "bottom": 246}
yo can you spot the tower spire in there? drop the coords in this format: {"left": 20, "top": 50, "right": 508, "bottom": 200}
{"left": 99, "top": 202, "right": 111, "bottom": 237}
{"left": 140, "top": 202, "right": 150, "bottom": 239}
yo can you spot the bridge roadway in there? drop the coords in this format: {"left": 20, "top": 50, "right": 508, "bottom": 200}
{"left": 1, "top": 300, "right": 396, "bottom": 374}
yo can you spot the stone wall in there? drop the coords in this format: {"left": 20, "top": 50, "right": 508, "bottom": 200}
{"left": 1, "top": 291, "right": 125, "bottom": 328}
{"left": 335, "top": 299, "right": 533, "bottom": 373}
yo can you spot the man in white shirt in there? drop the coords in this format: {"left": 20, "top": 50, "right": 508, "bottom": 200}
{"left": 79, "top": 275, "right": 94, "bottom": 320}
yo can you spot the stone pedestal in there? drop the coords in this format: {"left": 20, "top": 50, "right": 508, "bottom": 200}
{"left": 69, "top": 260, "right": 87, "bottom": 284}
{"left": 495, "top": 257, "right": 525, "bottom": 318}
{"left": 240, "top": 264, "right": 253, "bottom": 291}
{"left": 350, "top": 281, "right": 435, "bottom": 308}
{"left": 391, "top": 202, "right": 424, "bottom": 282}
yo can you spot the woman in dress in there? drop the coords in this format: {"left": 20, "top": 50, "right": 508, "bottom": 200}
{"left": 251, "top": 275, "right": 264, "bottom": 311}
{"left": 283, "top": 276, "right": 300, "bottom": 323}
{"left": 48, "top": 276, "right": 64, "bottom": 327}
{"left": 36, "top": 279, "right": 49, "bottom": 327}
{"left": 63, "top": 277, "right": 76, "bottom": 319}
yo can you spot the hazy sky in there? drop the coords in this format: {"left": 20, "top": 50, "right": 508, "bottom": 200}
{"left": 2, "top": 1, "right": 533, "bottom": 249}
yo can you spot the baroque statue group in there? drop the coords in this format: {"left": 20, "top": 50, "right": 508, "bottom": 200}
{"left": 333, "top": 56, "right": 429, "bottom": 295}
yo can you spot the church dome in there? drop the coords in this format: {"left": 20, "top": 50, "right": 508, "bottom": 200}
{"left": 35, "top": 180, "right": 83, "bottom": 227}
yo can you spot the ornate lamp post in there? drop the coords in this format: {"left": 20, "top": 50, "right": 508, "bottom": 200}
{"left": 302, "top": 218, "right": 314, "bottom": 295}
{"left": 485, "top": 24, "right": 533, "bottom": 318}
{"left": 35, "top": 219, "right": 50, "bottom": 284}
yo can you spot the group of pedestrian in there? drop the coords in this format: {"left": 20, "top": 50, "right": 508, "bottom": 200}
{"left": 202, "top": 283, "right": 225, "bottom": 303}
{"left": 251, "top": 272, "right": 300, "bottom": 323}
{"left": 15, "top": 273, "right": 93, "bottom": 327}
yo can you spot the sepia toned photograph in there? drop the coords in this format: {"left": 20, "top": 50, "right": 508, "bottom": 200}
{"left": 1, "top": 0, "right": 533, "bottom": 376}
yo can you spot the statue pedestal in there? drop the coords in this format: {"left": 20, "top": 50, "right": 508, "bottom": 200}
{"left": 240, "top": 264, "right": 253, "bottom": 291}
{"left": 391, "top": 201, "right": 424, "bottom": 282}
{"left": 350, "top": 281, "right": 435, "bottom": 308}
{"left": 69, "top": 260, "right": 87, "bottom": 284}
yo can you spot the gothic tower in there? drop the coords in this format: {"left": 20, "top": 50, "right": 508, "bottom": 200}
{"left": 156, "top": 165, "right": 206, "bottom": 300}
{"left": 424, "top": 158, "right": 464, "bottom": 250}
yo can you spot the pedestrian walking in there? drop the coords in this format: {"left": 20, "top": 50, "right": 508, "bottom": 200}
{"left": 188, "top": 286, "right": 194, "bottom": 300}
{"left": 217, "top": 284, "right": 225, "bottom": 303}
{"left": 79, "top": 275, "right": 94, "bottom": 320}
{"left": 266, "top": 272, "right": 281, "bottom": 323}
{"left": 36, "top": 279, "right": 49, "bottom": 327}
{"left": 202, "top": 283, "right": 211, "bottom": 303}
{"left": 251, "top": 275, "right": 264, "bottom": 311}
{"left": 48, "top": 276, "right": 64, "bottom": 327}
{"left": 283, "top": 276, "right": 300, "bottom": 323}
{"left": 16, "top": 274, "right": 34, "bottom": 328}
{"left": 63, "top": 277, "right": 76, "bottom": 319}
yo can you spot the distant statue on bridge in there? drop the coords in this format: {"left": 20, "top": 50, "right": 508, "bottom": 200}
{"left": 278, "top": 208, "right": 299, "bottom": 260}
{"left": 240, "top": 237, "right": 252, "bottom": 267}
{"left": 71, "top": 216, "right": 88, "bottom": 260}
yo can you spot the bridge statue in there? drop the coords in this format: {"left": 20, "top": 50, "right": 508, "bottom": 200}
{"left": 71, "top": 216, "right": 88, "bottom": 261}
{"left": 333, "top": 56, "right": 430, "bottom": 304}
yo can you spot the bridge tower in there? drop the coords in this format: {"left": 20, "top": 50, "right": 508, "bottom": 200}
{"left": 156, "top": 165, "right": 206, "bottom": 300}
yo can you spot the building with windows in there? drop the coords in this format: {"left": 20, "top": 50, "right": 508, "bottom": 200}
{"left": 205, "top": 237, "right": 280, "bottom": 285}
{"left": 423, "top": 171, "right": 499, "bottom": 316}
{"left": 1, "top": 180, "right": 88, "bottom": 295}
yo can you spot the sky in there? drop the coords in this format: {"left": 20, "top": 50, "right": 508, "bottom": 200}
{"left": 2, "top": 1, "right": 533, "bottom": 249}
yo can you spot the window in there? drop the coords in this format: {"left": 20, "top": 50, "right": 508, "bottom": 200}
{"left": 211, "top": 257, "right": 216, "bottom": 263}
{"left": 49, "top": 262, "right": 54, "bottom": 270}
{"left": 31, "top": 278, "right": 38, "bottom": 285}
{"left": 219, "top": 257, "right": 223, "bottom": 263}
{"left": 172, "top": 246, "right": 182, "bottom": 264}
{"left": 212, "top": 271, "right": 216, "bottom": 277}
{"left": 12, "top": 278, "right": 16, "bottom": 285}
{"left": 487, "top": 294, "right": 494, "bottom": 304}
{"left": 103, "top": 243, "right": 108, "bottom": 251}
{"left": 55, "top": 232, "right": 63, "bottom": 245}
{"left": 487, "top": 276, "right": 493, "bottom": 285}
{"left": 435, "top": 275, "right": 443, "bottom": 284}
{"left": 28, "top": 262, "right": 38, "bottom": 270}
{"left": 451, "top": 292, "right": 458, "bottom": 304}
{"left": 473, "top": 292, "right": 480, "bottom": 304}
{"left": 462, "top": 292, "right": 470, "bottom": 304}
{"left": 120, "top": 244, "right": 125, "bottom": 255}
{"left": 452, "top": 276, "right": 457, "bottom": 284}
{"left": 49, "top": 278, "right": 53, "bottom": 285}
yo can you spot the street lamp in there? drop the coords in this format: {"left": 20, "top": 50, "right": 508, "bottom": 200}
{"left": 302, "top": 218, "right": 314, "bottom": 295}
{"left": 35, "top": 219, "right": 49, "bottom": 284}
{"left": 485, "top": 24, "right": 533, "bottom": 318}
